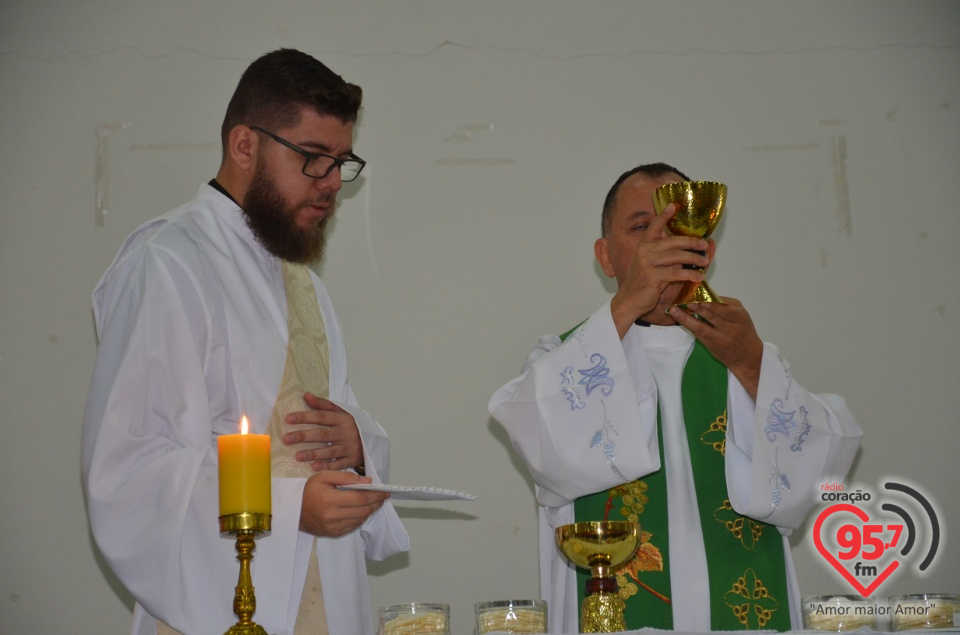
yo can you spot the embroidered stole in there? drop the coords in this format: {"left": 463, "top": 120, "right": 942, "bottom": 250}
{"left": 157, "top": 262, "right": 331, "bottom": 635}
{"left": 267, "top": 262, "right": 332, "bottom": 635}
{"left": 571, "top": 340, "right": 790, "bottom": 631}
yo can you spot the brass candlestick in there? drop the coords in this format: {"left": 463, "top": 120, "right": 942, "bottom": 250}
{"left": 220, "top": 512, "right": 271, "bottom": 635}
{"left": 652, "top": 180, "right": 728, "bottom": 306}
{"left": 556, "top": 521, "right": 640, "bottom": 633}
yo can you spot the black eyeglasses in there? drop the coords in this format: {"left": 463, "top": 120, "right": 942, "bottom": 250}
{"left": 250, "top": 125, "right": 366, "bottom": 182}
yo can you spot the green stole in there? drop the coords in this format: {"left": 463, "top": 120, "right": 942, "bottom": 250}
{"left": 570, "top": 336, "right": 791, "bottom": 631}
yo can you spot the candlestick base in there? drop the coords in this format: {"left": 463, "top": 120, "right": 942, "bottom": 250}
{"left": 224, "top": 622, "right": 268, "bottom": 635}
{"left": 221, "top": 513, "right": 271, "bottom": 635}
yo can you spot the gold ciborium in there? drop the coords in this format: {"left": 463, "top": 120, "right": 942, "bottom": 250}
{"left": 653, "top": 180, "right": 727, "bottom": 305}
{"left": 556, "top": 521, "right": 640, "bottom": 633}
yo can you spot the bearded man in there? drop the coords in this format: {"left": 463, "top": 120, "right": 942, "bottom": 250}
{"left": 489, "top": 163, "right": 862, "bottom": 633}
{"left": 82, "top": 49, "right": 409, "bottom": 635}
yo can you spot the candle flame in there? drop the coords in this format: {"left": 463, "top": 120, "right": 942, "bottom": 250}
{"left": 240, "top": 416, "right": 249, "bottom": 435}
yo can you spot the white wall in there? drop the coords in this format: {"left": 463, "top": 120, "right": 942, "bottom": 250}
{"left": 1, "top": 2, "right": 958, "bottom": 633}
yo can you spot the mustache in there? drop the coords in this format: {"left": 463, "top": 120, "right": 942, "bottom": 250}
{"left": 303, "top": 195, "right": 337, "bottom": 208}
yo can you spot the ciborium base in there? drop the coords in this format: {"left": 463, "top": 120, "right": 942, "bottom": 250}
{"left": 581, "top": 590, "right": 627, "bottom": 634}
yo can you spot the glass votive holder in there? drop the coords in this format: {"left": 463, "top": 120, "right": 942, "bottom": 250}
{"left": 802, "top": 595, "right": 879, "bottom": 631}
{"left": 475, "top": 599, "right": 548, "bottom": 634}
{"left": 378, "top": 603, "right": 450, "bottom": 635}
{"left": 889, "top": 594, "right": 960, "bottom": 631}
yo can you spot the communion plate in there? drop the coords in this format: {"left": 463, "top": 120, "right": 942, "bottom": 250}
{"left": 337, "top": 483, "right": 478, "bottom": 500}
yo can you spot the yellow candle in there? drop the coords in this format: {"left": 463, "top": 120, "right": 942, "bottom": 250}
{"left": 218, "top": 416, "right": 271, "bottom": 517}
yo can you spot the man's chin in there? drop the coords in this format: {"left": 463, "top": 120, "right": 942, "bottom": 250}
{"left": 289, "top": 236, "right": 326, "bottom": 265}
{"left": 297, "top": 211, "right": 328, "bottom": 230}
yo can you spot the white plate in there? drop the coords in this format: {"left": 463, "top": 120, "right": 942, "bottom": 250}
{"left": 336, "top": 483, "right": 478, "bottom": 501}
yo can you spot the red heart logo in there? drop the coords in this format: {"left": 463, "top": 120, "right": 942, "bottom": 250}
{"left": 813, "top": 503, "right": 899, "bottom": 597}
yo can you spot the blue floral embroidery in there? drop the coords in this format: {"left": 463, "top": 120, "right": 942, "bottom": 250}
{"left": 757, "top": 447, "right": 792, "bottom": 520}
{"left": 764, "top": 398, "right": 798, "bottom": 442}
{"left": 610, "top": 462, "right": 629, "bottom": 483}
{"left": 561, "top": 366, "right": 585, "bottom": 410}
{"left": 578, "top": 353, "right": 615, "bottom": 397}
{"left": 790, "top": 406, "right": 810, "bottom": 452}
{"left": 772, "top": 472, "right": 792, "bottom": 507}
{"left": 589, "top": 402, "right": 628, "bottom": 482}
{"left": 589, "top": 428, "right": 616, "bottom": 461}
{"left": 588, "top": 402, "right": 617, "bottom": 460}
{"left": 783, "top": 371, "right": 794, "bottom": 401}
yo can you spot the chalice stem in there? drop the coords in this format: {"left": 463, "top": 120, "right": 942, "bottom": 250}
{"left": 676, "top": 279, "right": 721, "bottom": 306}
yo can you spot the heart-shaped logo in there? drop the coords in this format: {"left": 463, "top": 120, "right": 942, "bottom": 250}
{"left": 813, "top": 503, "right": 899, "bottom": 596}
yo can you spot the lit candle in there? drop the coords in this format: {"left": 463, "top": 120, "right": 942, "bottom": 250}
{"left": 218, "top": 416, "right": 271, "bottom": 517}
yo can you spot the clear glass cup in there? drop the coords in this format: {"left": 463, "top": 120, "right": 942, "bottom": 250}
{"left": 378, "top": 603, "right": 450, "bottom": 635}
{"left": 802, "top": 595, "right": 880, "bottom": 631}
{"left": 889, "top": 594, "right": 960, "bottom": 631}
{"left": 475, "top": 599, "right": 548, "bottom": 634}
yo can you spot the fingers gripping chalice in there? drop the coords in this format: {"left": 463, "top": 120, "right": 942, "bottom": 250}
{"left": 652, "top": 180, "right": 727, "bottom": 306}
{"left": 556, "top": 521, "right": 640, "bottom": 633}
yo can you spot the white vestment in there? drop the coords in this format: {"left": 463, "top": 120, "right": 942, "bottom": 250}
{"left": 488, "top": 302, "right": 862, "bottom": 633}
{"left": 82, "top": 183, "right": 410, "bottom": 635}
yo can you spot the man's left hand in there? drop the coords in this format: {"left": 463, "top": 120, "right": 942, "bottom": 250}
{"left": 283, "top": 392, "right": 365, "bottom": 472}
{"left": 667, "top": 298, "right": 763, "bottom": 401}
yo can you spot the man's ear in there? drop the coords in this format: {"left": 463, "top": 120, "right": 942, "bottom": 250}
{"left": 594, "top": 237, "right": 616, "bottom": 279}
{"left": 226, "top": 125, "right": 258, "bottom": 172}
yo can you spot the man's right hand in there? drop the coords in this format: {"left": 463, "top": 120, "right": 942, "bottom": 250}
{"left": 298, "top": 470, "right": 390, "bottom": 537}
{"left": 608, "top": 203, "right": 711, "bottom": 336}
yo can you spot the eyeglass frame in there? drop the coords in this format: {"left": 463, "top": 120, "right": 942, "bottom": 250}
{"left": 249, "top": 125, "right": 366, "bottom": 182}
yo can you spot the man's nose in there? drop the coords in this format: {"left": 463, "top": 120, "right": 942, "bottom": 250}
{"left": 315, "top": 165, "right": 342, "bottom": 192}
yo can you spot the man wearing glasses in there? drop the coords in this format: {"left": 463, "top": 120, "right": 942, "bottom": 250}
{"left": 82, "top": 49, "right": 409, "bottom": 635}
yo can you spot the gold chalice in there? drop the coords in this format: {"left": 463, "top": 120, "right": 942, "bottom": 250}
{"left": 556, "top": 521, "right": 640, "bottom": 633}
{"left": 652, "top": 180, "right": 727, "bottom": 305}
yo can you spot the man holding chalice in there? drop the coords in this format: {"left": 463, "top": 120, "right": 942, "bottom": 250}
{"left": 490, "top": 163, "right": 863, "bottom": 633}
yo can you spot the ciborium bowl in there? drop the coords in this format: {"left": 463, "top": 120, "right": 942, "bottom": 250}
{"left": 556, "top": 521, "right": 640, "bottom": 633}
{"left": 652, "top": 180, "right": 728, "bottom": 305}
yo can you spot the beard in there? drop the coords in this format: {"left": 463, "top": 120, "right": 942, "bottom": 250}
{"left": 241, "top": 161, "right": 334, "bottom": 264}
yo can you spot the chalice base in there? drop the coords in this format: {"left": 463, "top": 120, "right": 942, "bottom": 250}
{"left": 581, "top": 591, "right": 627, "bottom": 633}
{"left": 674, "top": 279, "right": 721, "bottom": 307}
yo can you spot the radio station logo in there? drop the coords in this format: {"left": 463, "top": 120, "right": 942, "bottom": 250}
{"left": 809, "top": 476, "right": 943, "bottom": 597}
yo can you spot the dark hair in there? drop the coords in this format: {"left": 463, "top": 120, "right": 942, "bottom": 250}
{"left": 601, "top": 162, "right": 691, "bottom": 236}
{"left": 220, "top": 49, "right": 363, "bottom": 151}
